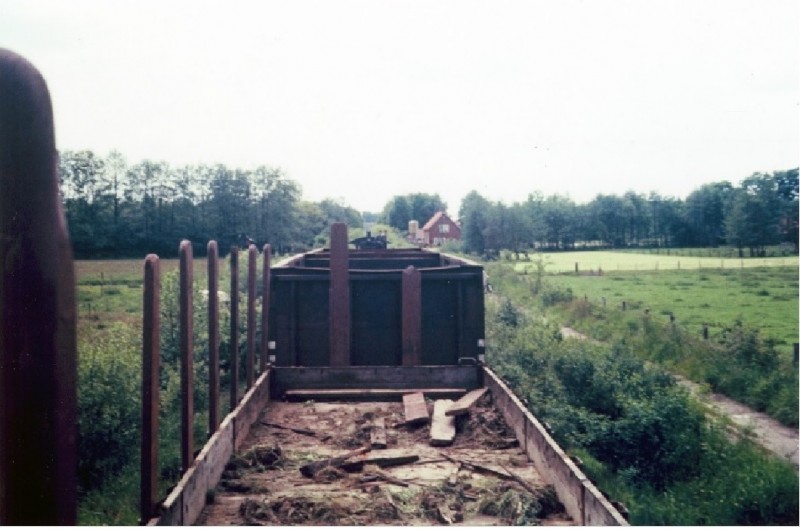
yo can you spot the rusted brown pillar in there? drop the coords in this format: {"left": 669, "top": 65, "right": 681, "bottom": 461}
{"left": 207, "top": 241, "right": 220, "bottom": 433}
{"left": 260, "top": 244, "right": 272, "bottom": 372}
{"left": 402, "top": 266, "right": 422, "bottom": 366}
{"left": 329, "top": 223, "right": 351, "bottom": 366}
{"left": 246, "top": 245, "right": 257, "bottom": 388}
{"left": 141, "top": 255, "right": 160, "bottom": 524}
{"left": 230, "top": 247, "right": 240, "bottom": 409}
{"left": 179, "top": 240, "right": 194, "bottom": 472}
{"left": 0, "top": 49, "right": 77, "bottom": 525}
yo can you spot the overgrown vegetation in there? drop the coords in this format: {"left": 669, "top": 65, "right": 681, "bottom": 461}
{"left": 76, "top": 252, "right": 262, "bottom": 524}
{"left": 534, "top": 268, "right": 799, "bottom": 427}
{"left": 485, "top": 283, "right": 799, "bottom": 525}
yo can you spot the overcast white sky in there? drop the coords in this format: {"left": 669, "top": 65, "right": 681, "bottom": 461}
{"left": 2, "top": 0, "right": 798, "bottom": 213}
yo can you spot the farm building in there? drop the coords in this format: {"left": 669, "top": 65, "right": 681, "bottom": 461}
{"left": 416, "top": 211, "right": 461, "bottom": 246}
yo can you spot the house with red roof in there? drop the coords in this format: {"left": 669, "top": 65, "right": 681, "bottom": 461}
{"left": 420, "top": 211, "right": 461, "bottom": 246}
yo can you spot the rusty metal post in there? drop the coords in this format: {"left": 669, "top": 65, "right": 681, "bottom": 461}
{"left": 141, "top": 255, "right": 160, "bottom": 524}
{"left": 0, "top": 49, "right": 77, "bottom": 525}
{"left": 207, "top": 241, "right": 220, "bottom": 433}
{"left": 246, "top": 245, "right": 257, "bottom": 388}
{"left": 179, "top": 240, "right": 194, "bottom": 471}
{"left": 260, "top": 244, "right": 272, "bottom": 372}
{"left": 402, "top": 266, "right": 422, "bottom": 366}
{"left": 329, "top": 223, "right": 351, "bottom": 366}
{"left": 230, "top": 246, "right": 240, "bottom": 409}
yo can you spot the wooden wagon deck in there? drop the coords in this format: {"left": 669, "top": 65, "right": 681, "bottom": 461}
{"left": 197, "top": 395, "right": 574, "bottom": 526}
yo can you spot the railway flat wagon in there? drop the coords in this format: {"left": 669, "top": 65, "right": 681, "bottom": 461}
{"left": 150, "top": 224, "right": 627, "bottom": 526}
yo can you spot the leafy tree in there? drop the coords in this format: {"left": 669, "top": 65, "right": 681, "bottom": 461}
{"left": 725, "top": 173, "right": 782, "bottom": 256}
{"left": 249, "top": 166, "right": 300, "bottom": 250}
{"left": 381, "top": 192, "right": 446, "bottom": 230}
{"left": 685, "top": 182, "right": 733, "bottom": 246}
{"left": 382, "top": 195, "right": 412, "bottom": 230}
{"left": 59, "top": 150, "right": 112, "bottom": 256}
{"left": 773, "top": 168, "right": 798, "bottom": 246}
{"left": 621, "top": 191, "right": 650, "bottom": 246}
{"left": 587, "top": 194, "right": 627, "bottom": 247}
{"left": 458, "top": 190, "right": 491, "bottom": 254}
{"left": 540, "top": 195, "right": 578, "bottom": 249}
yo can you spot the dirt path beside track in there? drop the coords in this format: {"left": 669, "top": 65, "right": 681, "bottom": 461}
{"left": 560, "top": 326, "right": 799, "bottom": 467}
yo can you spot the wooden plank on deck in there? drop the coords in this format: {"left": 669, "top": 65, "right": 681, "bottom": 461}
{"left": 338, "top": 449, "right": 419, "bottom": 473}
{"left": 402, "top": 392, "right": 430, "bottom": 425}
{"left": 370, "top": 417, "right": 387, "bottom": 449}
{"left": 446, "top": 387, "right": 488, "bottom": 417}
{"left": 430, "top": 399, "right": 456, "bottom": 446}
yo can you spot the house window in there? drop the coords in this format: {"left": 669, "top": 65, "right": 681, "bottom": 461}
{"left": 439, "top": 223, "right": 450, "bottom": 234}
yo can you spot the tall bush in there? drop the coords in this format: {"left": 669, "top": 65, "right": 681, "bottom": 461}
{"left": 77, "top": 324, "right": 141, "bottom": 492}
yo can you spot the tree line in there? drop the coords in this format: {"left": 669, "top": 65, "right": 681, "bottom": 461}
{"left": 454, "top": 169, "right": 798, "bottom": 257}
{"left": 59, "top": 150, "right": 362, "bottom": 258}
{"left": 60, "top": 149, "right": 797, "bottom": 259}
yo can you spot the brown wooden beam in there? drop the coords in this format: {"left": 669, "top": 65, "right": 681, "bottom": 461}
{"left": 179, "top": 240, "right": 194, "bottom": 472}
{"left": 207, "top": 241, "right": 220, "bottom": 434}
{"left": 329, "top": 223, "right": 350, "bottom": 366}
{"left": 141, "top": 255, "right": 160, "bottom": 523}
{"left": 229, "top": 247, "right": 240, "bottom": 409}
{"left": 402, "top": 266, "right": 422, "bottom": 366}
{"left": 0, "top": 49, "right": 77, "bottom": 525}
{"left": 260, "top": 244, "right": 272, "bottom": 372}
{"left": 246, "top": 245, "right": 257, "bottom": 388}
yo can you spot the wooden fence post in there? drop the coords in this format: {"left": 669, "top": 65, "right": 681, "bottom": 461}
{"left": 246, "top": 245, "right": 257, "bottom": 388}
{"left": 141, "top": 255, "right": 160, "bottom": 524}
{"left": 208, "top": 241, "right": 220, "bottom": 433}
{"left": 230, "top": 246, "right": 240, "bottom": 410}
{"left": 260, "top": 244, "right": 272, "bottom": 371}
{"left": 179, "top": 240, "right": 194, "bottom": 472}
{"left": 0, "top": 49, "right": 77, "bottom": 525}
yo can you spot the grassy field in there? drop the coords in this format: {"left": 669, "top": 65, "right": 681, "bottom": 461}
{"left": 506, "top": 252, "right": 798, "bottom": 354}
{"left": 75, "top": 254, "right": 266, "bottom": 326}
{"left": 543, "top": 266, "right": 798, "bottom": 354}
{"left": 512, "top": 250, "right": 797, "bottom": 274}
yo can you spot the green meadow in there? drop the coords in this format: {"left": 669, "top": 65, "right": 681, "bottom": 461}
{"left": 514, "top": 250, "right": 797, "bottom": 274}
{"left": 511, "top": 252, "right": 798, "bottom": 354}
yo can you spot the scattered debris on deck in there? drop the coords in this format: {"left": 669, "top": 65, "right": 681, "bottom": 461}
{"left": 198, "top": 392, "right": 572, "bottom": 526}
